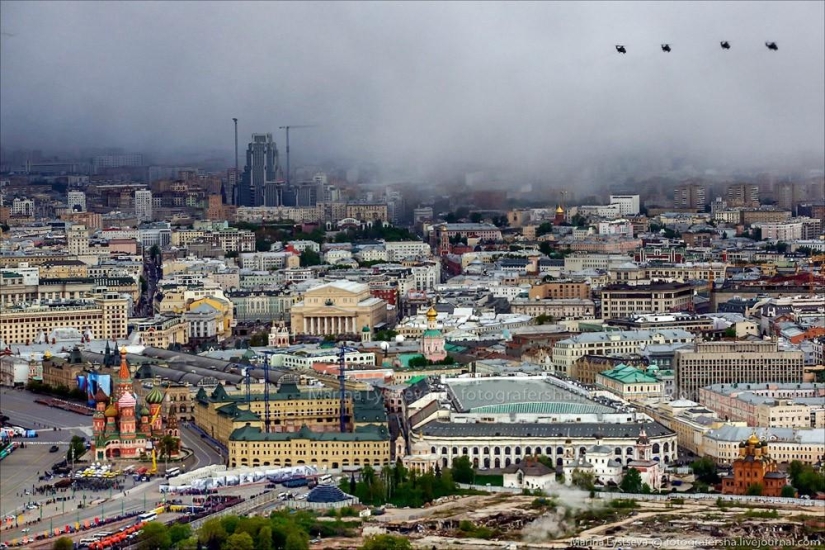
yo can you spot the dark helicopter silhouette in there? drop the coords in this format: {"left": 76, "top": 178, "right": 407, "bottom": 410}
{"left": 661, "top": 44, "right": 671, "bottom": 52}
{"left": 720, "top": 41, "right": 731, "bottom": 50}
{"left": 615, "top": 45, "right": 626, "bottom": 54}
{"left": 765, "top": 42, "right": 778, "bottom": 51}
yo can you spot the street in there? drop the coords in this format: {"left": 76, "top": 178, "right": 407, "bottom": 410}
{"left": 0, "top": 389, "right": 226, "bottom": 546}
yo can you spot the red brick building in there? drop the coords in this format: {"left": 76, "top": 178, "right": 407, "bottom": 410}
{"left": 722, "top": 433, "right": 789, "bottom": 497}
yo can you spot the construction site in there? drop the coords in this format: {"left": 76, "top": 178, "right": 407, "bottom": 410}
{"left": 312, "top": 492, "right": 825, "bottom": 549}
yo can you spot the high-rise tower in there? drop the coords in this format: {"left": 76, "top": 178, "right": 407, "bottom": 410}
{"left": 238, "top": 133, "right": 281, "bottom": 207}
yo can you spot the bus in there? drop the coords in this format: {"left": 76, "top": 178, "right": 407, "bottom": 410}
{"left": 164, "top": 467, "right": 181, "bottom": 479}
{"left": 138, "top": 512, "right": 157, "bottom": 522}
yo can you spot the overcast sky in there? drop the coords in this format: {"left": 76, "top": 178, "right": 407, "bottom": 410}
{"left": 1, "top": 1, "right": 823, "bottom": 174}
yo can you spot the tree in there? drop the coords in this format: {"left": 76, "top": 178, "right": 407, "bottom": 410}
{"left": 52, "top": 538, "right": 74, "bottom": 550}
{"left": 149, "top": 244, "right": 161, "bottom": 260}
{"left": 470, "top": 212, "right": 483, "bottom": 223}
{"left": 249, "top": 330, "right": 269, "bottom": 347}
{"left": 257, "top": 526, "right": 273, "bottom": 550}
{"left": 67, "top": 435, "right": 85, "bottom": 463}
{"left": 620, "top": 468, "right": 643, "bottom": 494}
{"left": 198, "top": 518, "right": 228, "bottom": 550}
{"left": 571, "top": 214, "right": 588, "bottom": 228}
{"left": 300, "top": 249, "right": 322, "bottom": 267}
{"left": 788, "top": 460, "right": 825, "bottom": 495}
{"left": 746, "top": 483, "right": 763, "bottom": 496}
{"left": 360, "top": 534, "right": 412, "bottom": 550}
{"left": 138, "top": 521, "right": 172, "bottom": 550}
{"left": 781, "top": 485, "right": 797, "bottom": 498}
{"left": 169, "top": 524, "right": 192, "bottom": 545}
{"left": 571, "top": 469, "right": 596, "bottom": 491}
{"left": 534, "top": 314, "right": 554, "bottom": 325}
{"left": 284, "top": 530, "right": 309, "bottom": 550}
{"left": 374, "top": 329, "right": 398, "bottom": 341}
{"left": 536, "top": 222, "right": 554, "bottom": 237}
{"left": 220, "top": 515, "right": 240, "bottom": 535}
{"left": 690, "top": 456, "right": 720, "bottom": 484}
{"left": 158, "top": 434, "right": 178, "bottom": 460}
{"left": 451, "top": 456, "right": 474, "bottom": 484}
{"left": 222, "top": 532, "right": 254, "bottom": 550}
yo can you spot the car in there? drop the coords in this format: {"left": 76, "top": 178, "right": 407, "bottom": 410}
{"left": 49, "top": 445, "right": 60, "bottom": 453}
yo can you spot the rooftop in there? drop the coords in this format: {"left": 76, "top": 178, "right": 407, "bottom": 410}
{"left": 558, "top": 329, "right": 694, "bottom": 346}
{"left": 419, "top": 421, "right": 673, "bottom": 439}
{"left": 598, "top": 364, "right": 660, "bottom": 385}
{"left": 230, "top": 423, "right": 389, "bottom": 442}
{"left": 444, "top": 377, "right": 614, "bottom": 414}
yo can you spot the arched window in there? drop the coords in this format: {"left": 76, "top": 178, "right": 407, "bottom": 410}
{"left": 473, "top": 447, "right": 479, "bottom": 455}
{"left": 515, "top": 446, "right": 522, "bottom": 456}
{"left": 505, "top": 446, "right": 511, "bottom": 455}
{"left": 494, "top": 447, "right": 501, "bottom": 455}
{"left": 442, "top": 447, "right": 448, "bottom": 455}
{"left": 663, "top": 442, "right": 669, "bottom": 453}
{"left": 615, "top": 448, "right": 622, "bottom": 455}
{"left": 525, "top": 446, "right": 532, "bottom": 456}
{"left": 452, "top": 447, "right": 458, "bottom": 455}
{"left": 557, "top": 447, "right": 564, "bottom": 455}
{"left": 462, "top": 447, "right": 468, "bottom": 455}
{"left": 652, "top": 443, "right": 660, "bottom": 454}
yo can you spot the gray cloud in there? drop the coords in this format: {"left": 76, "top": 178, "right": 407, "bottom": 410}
{"left": 1, "top": 1, "right": 823, "bottom": 174}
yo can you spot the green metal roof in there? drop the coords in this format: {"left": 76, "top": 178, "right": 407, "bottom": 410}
{"left": 470, "top": 402, "right": 614, "bottom": 415}
{"left": 204, "top": 386, "right": 387, "bottom": 424}
{"left": 422, "top": 329, "right": 442, "bottom": 338}
{"left": 444, "top": 343, "right": 468, "bottom": 353}
{"left": 406, "top": 375, "right": 427, "bottom": 386}
{"left": 395, "top": 353, "right": 425, "bottom": 368}
{"left": 599, "top": 364, "right": 659, "bottom": 384}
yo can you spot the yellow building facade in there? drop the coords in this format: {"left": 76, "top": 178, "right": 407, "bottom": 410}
{"left": 228, "top": 424, "right": 391, "bottom": 470}
{"left": 132, "top": 316, "right": 189, "bottom": 348}
{"left": 194, "top": 383, "right": 388, "bottom": 447}
{"left": 0, "top": 293, "right": 128, "bottom": 345}
{"left": 289, "top": 280, "right": 387, "bottom": 336}
{"left": 195, "top": 381, "right": 391, "bottom": 468}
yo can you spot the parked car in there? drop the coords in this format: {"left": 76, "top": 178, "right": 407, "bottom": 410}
{"left": 49, "top": 445, "right": 60, "bottom": 453}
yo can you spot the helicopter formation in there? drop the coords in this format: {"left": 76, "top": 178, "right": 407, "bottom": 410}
{"left": 614, "top": 41, "right": 778, "bottom": 54}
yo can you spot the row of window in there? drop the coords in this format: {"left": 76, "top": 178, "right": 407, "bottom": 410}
{"left": 431, "top": 442, "right": 672, "bottom": 456}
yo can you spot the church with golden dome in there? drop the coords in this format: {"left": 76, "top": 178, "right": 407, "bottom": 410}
{"left": 91, "top": 348, "right": 179, "bottom": 461}
{"left": 419, "top": 306, "right": 446, "bottom": 362}
{"left": 721, "top": 432, "right": 789, "bottom": 497}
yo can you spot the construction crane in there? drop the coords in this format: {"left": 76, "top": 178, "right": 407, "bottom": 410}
{"left": 241, "top": 365, "right": 253, "bottom": 410}
{"left": 278, "top": 125, "right": 316, "bottom": 188}
{"left": 337, "top": 344, "right": 359, "bottom": 433}
{"left": 257, "top": 352, "right": 276, "bottom": 433}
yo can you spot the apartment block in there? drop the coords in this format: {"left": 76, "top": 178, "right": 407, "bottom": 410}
{"left": 674, "top": 341, "right": 804, "bottom": 401}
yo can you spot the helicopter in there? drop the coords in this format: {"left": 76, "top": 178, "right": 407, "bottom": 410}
{"left": 615, "top": 45, "right": 627, "bottom": 54}
{"left": 661, "top": 44, "right": 671, "bottom": 52}
{"left": 765, "top": 42, "right": 778, "bottom": 51}
{"left": 720, "top": 41, "right": 731, "bottom": 50}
